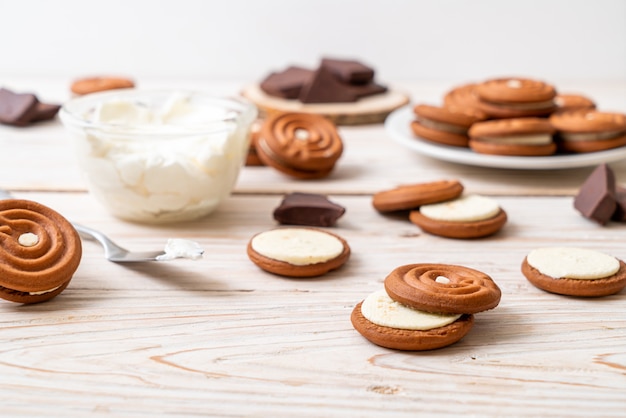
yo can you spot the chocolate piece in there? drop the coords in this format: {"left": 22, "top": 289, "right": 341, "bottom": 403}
{"left": 612, "top": 186, "right": 626, "bottom": 222}
{"left": 573, "top": 164, "right": 617, "bottom": 225}
{"left": 30, "top": 102, "right": 61, "bottom": 122}
{"left": 321, "top": 58, "right": 374, "bottom": 85}
{"left": 348, "top": 81, "right": 388, "bottom": 99}
{"left": 273, "top": 192, "right": 345, "bottom": 227}
{"left": 0, "top": 88, "right": 39, "bottom": 126}
{"left": 298, "top": 66, "right": 358, "bottom": 103}
{"left": 260, "top": 66, "right": 313, "bottom": 99}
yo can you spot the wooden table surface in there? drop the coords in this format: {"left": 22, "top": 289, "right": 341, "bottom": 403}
{"left": 1, "top": 78, "right": 626, "bottom": 417}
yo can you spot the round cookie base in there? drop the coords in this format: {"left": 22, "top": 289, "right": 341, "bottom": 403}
{"left": 0, "top": 280, "right": 71, "bottom": 304}
{"left": 521, "top": 258, "right": 626, "bottom": 297}
{"left": 409, "top": 209, "right": 508, "bottom": 239}
{"left": 410, "top": 121, "right": 469, "bottom": 147}
{"left": 558, "top": 134, "right": 626, "bottom": 154}
{"left": 469, "top": 139, "right": 557, "bottom": 156}
{"left": 241, "top": 84, "right": 410, "bottom": 126}
{"left": 351, "top": 302, "right": 475, "bottom": 351}
{"left": 247, "top": 230, "right": 351, "bottom": 278}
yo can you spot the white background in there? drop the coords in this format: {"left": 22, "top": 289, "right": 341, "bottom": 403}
{"left": 1, "top": 0, "right": 625, "bottom": 83}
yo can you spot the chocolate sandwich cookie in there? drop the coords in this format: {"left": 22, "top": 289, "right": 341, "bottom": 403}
{"left": 256, "top": 112, "right": 343, "bottom": 179}
{"left": 411, "top": 105, "right": 483, "bottom": 147}
{"left": 372, "top": 180, "right": 464, "bottom": 213}
{"left": 273, "top": 192, "right": 345, "bottom": 227}
{"left": 247, "top": 227, "right": 350, "bottom": 277}
{"left": 573, "top": 164, "right": 617, "bottom": 225}
{"left": 0, "top": 199, "right": 82, "bottom": 303}
{"left": 409, "top": 194, "right": 507, "bottom": 239}
{"left": 468, "top": 117, "right": 557, "bottom": 156}
{"left": 474, "top": 77, "right": 557, "bottom": 118}
{"left": 550, "top": 110, "right": 626, "bottom": 153}
{"left": 522, "top": 247, "right": 626, "bottom": 297}
{"left": 70, "top": 76, "right": 135, "bottom": 95}
{"left": 351, "top": 263, "right": 500, "bottom": 350}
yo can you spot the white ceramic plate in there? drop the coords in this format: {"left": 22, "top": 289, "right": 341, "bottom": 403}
{"left": 385, "top": 106, "right": 626, "bottom": 170}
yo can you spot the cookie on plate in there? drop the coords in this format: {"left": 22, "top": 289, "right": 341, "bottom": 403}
{"left": 554, "top": 94, "right": 596, "bottom": 113}
{"left": 255, "top": 112, "right": 343, "bottom": 179}
{"left": 442, "top": 83, "right": 489, "bottom": 120}
{"left": 409, "top": 194, "right": 507, "bottom": 239}
{"left": 474, "top": 77, "right": 557, "bottom": 118}
{"left": 411, "top": 104, "right": 484, "bottom": 147}
{"left": 372, "top": 180, "right": 464, "bottom": 213}
{"left": 521, "top": 247, "right": 626, "bottom": 297}
{"left": 247, "top": 227, "right": 350, "bottom": 277}
{"left": 0, "top": 199, "right": 82, "bottom": 304}
{"left": 468, "top": 117, "right": 557, "bottom": 156}
{"left": 550, "top": 110, "right": 626, "bottom": 153}
{"left": 351, "top": 263, "right": 501, "bottom": 350}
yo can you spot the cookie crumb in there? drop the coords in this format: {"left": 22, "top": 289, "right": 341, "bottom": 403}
{"left": 368, "top": 385, "right": 400, "bottom": 395}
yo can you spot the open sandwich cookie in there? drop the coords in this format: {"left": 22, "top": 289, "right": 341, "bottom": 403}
{"left": 351, "top": 263, "right": 501, "bottom": 350}
{"left": 522, "top": 247, "right": 626, "bottom": 297}
{"left": 247, "top": 227, "right": 350, "bottom": 277}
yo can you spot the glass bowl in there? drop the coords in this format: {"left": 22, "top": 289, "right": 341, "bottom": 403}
{"left": 60, "top": 89, "right": 257, "bottom": 223}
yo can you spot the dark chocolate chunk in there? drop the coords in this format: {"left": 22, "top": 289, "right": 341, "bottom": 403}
{"left": 260, "top": 66, "right": 313, "bottom": 99}
{"left": 348, "top": 81, "right": 388, "bottom": 99}
{"left": 298, "top": 66, "right": 358, "bottom": 104}
{"left": 573, "top": 164, "right": 617, "bottom": 225}
{"left": 0, "top": 88, "right": 39, "bottom": 126}
{"left": 612, "top": 186, "right": 626, "bottom": 222}
{"left": 273, "top": 192, "right": 345, "bottom": 227}
{"left": 30, "top": 102, "right": 61, "bottom": 122}
{"left": 321, "top": 58, "right": 374, "bottom": 85}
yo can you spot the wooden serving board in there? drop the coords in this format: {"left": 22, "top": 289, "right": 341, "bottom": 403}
{"left": 240, "top": 84, "right": 410, "bottom": 125}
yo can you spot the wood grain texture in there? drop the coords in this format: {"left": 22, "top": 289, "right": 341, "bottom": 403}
{"left": 1, "top": 192, "right": 625, "bottom": 417}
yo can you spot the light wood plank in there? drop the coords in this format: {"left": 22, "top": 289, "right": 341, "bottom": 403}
{"left": 1, "top": 192, "right": 625, "bottom": 417}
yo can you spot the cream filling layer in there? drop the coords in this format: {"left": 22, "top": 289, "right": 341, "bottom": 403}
{"left": 485, "top": 99, "right": 555, "bottom": 110}
{"left": 361, "top": 289, "right": 461, "bottom": 330}
{"left": 527, "top": 247, "right": 620, "bottom": 280}
{"left": 419, "top": 194, "right": 500, "bottom": 222}
{"left": 416, "top": 117, "right": 468, "bottom": 135}
{"left": 251, "top": 228, "right": 344, "bottom": 266}
{"left": 561, "top": 131, "right": 624, "bottom": 142}
{"left": 476, "top": 134, "right": 553, "bottom": 145}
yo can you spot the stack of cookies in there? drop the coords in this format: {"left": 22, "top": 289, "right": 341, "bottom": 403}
{"left": 410, "top": 76, "right": 626, "bottom": 156}
{"left": 351, "top": 263, "right": 501, "bottom": 350}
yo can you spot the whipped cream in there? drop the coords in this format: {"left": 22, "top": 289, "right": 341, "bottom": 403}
{"left": 251, "top": 228, "right": 344, "bottom": 266}
{"left": 69, "top": 92, "right": 255, "bottom": 223}
{"left": 156, "top": 238, "right": 204, "bottom": 261}
{"left": 527, "top": 247, "right": 620, "bottom": 280}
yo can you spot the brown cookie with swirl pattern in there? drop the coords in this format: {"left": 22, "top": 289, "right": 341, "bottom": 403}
{"left": 384, "top": 264, "right": 501, "bottom": 314}
{"left": 70, "top": 76, "right": 135, "bottom": 95}
{"left": 474, "top": 77, "right": 557, "bottom": 118}
{"left": 256, "top": 112, "right": 343, "bottom": 179}
{"left": 372, "top": 180, "right": 464, "bottom": 212}
{"left": 0, "top": 199, "right": 82, "bottom": 303}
